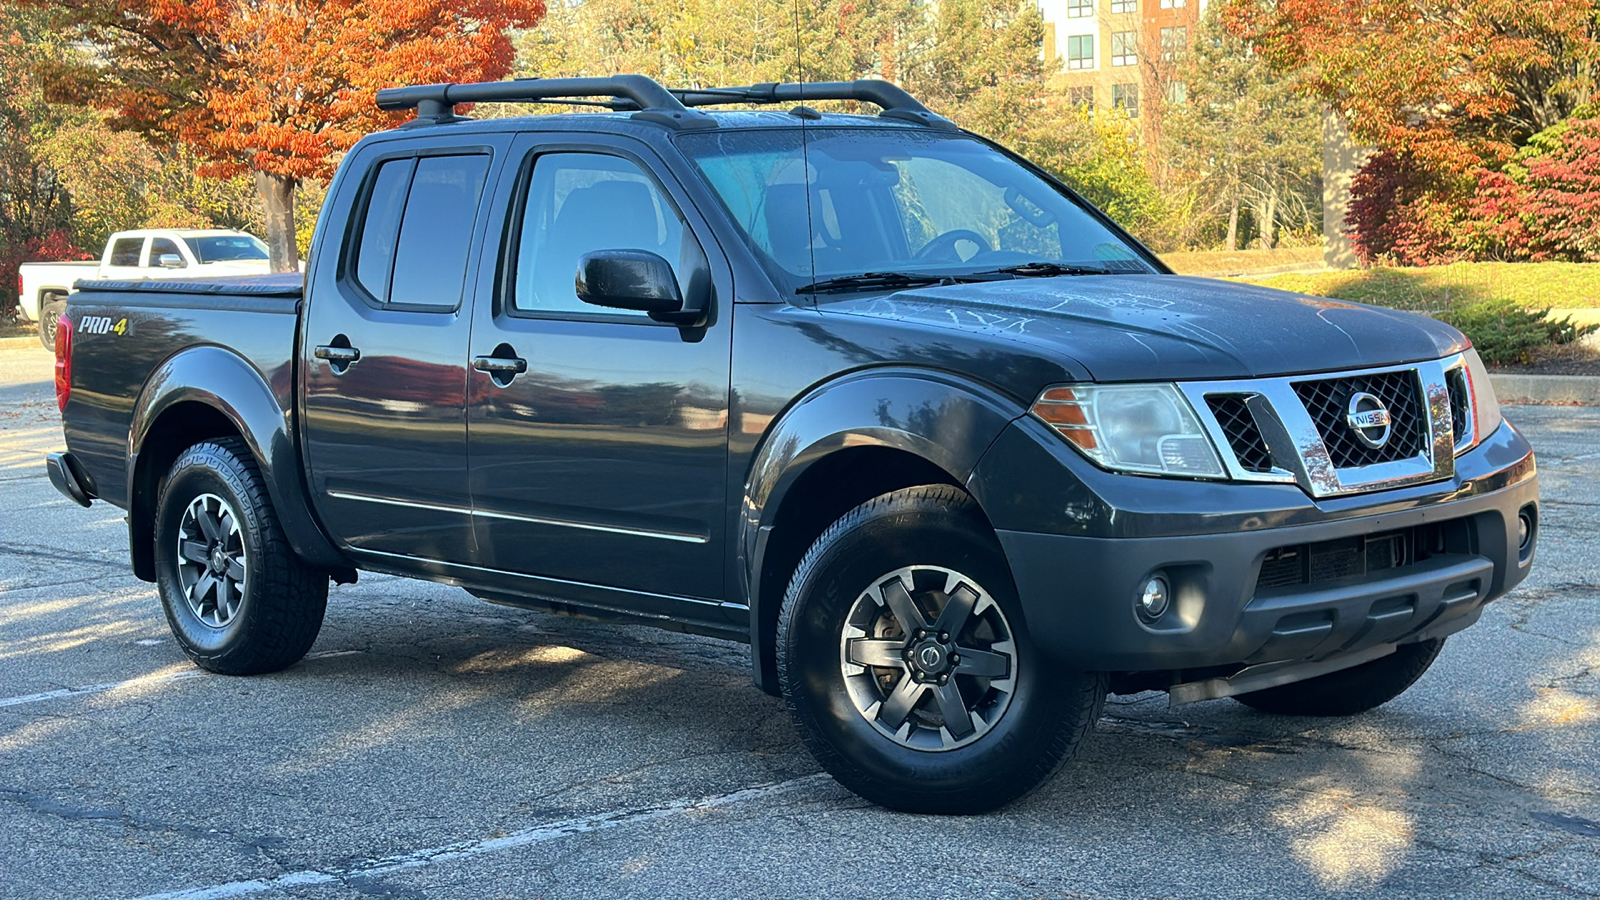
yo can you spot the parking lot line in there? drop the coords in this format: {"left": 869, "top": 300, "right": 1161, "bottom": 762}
{"left": 136, "top": 773, "right": 831, "bottom": 900}
{"left": 0, "top": 650, "right": 364, "bottom": 709}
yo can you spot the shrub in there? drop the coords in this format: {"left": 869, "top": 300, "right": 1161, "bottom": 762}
{"left": 1437, "top": 299, "right": 1599, "bottom": 366}
{"left": 1468, "top": 116, "right": 1600, "bottom": 262}
{"left": 1346, "top": 152, "right": 1466, "bottom": 266}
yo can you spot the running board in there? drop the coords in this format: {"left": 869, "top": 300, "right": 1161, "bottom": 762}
{"left": 1168, "top": 643, "right": 1398, "bottom": 707}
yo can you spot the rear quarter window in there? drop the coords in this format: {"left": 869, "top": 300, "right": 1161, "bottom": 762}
{"left": 348, "top": 153, "right": 491, "bottom": 310}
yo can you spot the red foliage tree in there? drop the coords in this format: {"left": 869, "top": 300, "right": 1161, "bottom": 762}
{"left": 1346, "top": 152, "right": 1466, "bottom": 266}
{"left": 1469, "top": 117, "right": 1600, "bottom": 261}
{"left": 26, "top": 0, "right": 545, "bottom": 271}
{"left": 1225, "top": 0, "right": 1600, "bottom": 177}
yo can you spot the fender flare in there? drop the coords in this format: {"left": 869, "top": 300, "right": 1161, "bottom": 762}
{"left": 738, "top": 367, "right": 1024, "bottom": 693}
{"left": 127, "top": 345, "right": 347, "bottom": 574}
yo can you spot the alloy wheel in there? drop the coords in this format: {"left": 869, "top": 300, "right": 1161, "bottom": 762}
{"left": 838, "top": 565, "right": 1018, "bottom": 751}
{"left": 175, "top": 492, "right": 248, "bottom": 628}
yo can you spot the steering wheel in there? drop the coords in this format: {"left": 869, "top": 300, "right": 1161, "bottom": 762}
{"left": 913, "top": 229, "right": 992, "bottom": 263}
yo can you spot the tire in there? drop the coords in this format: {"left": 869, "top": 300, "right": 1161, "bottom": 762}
{"left": 153, "top": 437, "right": 328, "bottom": 675}
{"left": 777, "top": 485, "right": 1106, "bottom": 814}
{"left": 37, "top": 295, "right": 65, "bottom": 350}
{"left": 1232, "top": 638, "right": 1446, "bottom": 717}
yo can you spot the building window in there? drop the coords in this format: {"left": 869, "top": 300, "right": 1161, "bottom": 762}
{"left": 1067, "top": 35, "right": 1095, "bottom": 70}
{"left": 1159, "top": 0, "right": 1185, "bottom": 7}
{"left": 1160, "top": 25, "right": 1187, "bottom": 61}
{"left": 1111, "top": 31, "right": 1137, "bottom": 67}
{"left": 1067, "top": 0, "right": 1094, "bottom": 18}
{"left": 1113, "top": 82, "right": 1139, "bottom": 118}
{"left": 1165, "top": 81, "right": 1187, "bottom": 104}
{"left": 1111, "top": 0, "right": 1136, "bottom": 11}
{"left": 1069, "top": 86, "right": 1095, "bottom": 109}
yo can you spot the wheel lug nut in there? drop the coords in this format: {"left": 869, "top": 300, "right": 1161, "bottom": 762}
{"left": 937, "top": 674, "right": 948, "bottom": 685}
{"left": 938, "top": 632, "right": 949, "bottom": 642}
{"left": 950, "top": 654, "right": 960, "bottom": 664}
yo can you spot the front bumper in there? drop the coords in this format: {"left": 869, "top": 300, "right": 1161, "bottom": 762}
{"left": 974, "top": 418, "right": 1538, "bottom": 675}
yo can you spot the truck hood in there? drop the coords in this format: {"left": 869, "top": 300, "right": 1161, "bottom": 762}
{"left": 816, "top": 274, "right": 1467, "bottom": 382}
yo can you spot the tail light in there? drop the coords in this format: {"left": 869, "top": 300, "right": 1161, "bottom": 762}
{"left": 54, "top": 315, "right": 71, "bottom": 412}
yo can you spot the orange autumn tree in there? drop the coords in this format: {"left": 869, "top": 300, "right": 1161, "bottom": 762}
{"left": 28, "top": 0, "right": 545, "bottom": 271}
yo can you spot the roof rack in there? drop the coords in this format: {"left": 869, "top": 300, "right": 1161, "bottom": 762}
{"left": 375, "top": 75, "right": 718, "bottom": 129}
{"left": 374, "top": 75, "right": 957, "bottom": 131}
{"left": 670, "top": 80, "right": 957, "bottom": 130}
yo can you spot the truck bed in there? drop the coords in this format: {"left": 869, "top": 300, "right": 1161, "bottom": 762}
{"left": 63, "top": 275, "right": 304, "bottom": 509}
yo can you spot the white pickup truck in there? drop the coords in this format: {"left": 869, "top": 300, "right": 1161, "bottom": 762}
{"left": 18, "top": 228, "right": 274, "bottom": 347}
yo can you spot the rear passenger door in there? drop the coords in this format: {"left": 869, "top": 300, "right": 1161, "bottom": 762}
{"left": 464, "top": 135, "right": 734, "bottom": 603}
{"left": 102, "top": 236, "right": 146, "bottom": 280}
{"left": 301, "top": 135, "right": 510, "bottom": 565}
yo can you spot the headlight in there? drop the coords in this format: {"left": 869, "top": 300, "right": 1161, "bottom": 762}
{"left": 1462, "top": 348, "right": 1502, "bottom": 449}
{"left": 1031, "top": 383, "right": 1225, "bottom": 478}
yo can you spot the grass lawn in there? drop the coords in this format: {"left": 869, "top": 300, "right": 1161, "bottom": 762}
{"left": 1243, "top": 261, "right": 1600, "bottom": 311}
{"left": 1161, "top": 246, "right": 1323, "bottom": 276}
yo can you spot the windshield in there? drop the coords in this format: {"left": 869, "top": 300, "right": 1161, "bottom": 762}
{"left": 189, "top": 234, "right": 269, "bottom": 264}
{"left": 677, "top": 127, "right": 1155, "bottom": 289}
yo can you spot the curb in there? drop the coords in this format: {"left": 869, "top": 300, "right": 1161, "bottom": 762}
{"left": 0, "top": 335, "right": 43, "bottom": 351}
{"left": 1490, "top": 373, "right": 1600, "bottom": 406}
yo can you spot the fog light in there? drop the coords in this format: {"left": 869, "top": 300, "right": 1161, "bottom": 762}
{"left": 1518, "top": 510, "right": 1534, "bottom": 551}
{"left": 1139, "top": 575, "right": 1170, "bottom": 621}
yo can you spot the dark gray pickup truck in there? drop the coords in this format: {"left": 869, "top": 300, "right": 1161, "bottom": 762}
{"left": 46, "top": 76, "right": 1538, "bottom": 814}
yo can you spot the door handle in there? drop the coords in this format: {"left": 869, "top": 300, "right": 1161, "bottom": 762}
{"left": 472, "top": 356, "right": 527, "bottom": 375}
{"left": 314, "top": 345, "right": 362, "bottom": 363}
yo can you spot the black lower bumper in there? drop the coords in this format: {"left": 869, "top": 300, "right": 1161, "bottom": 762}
{"left": 45, "top": 451, "right": 95, "bottom": 507}
{"left": 993, "top": 431, "right": 1538, "bottom": 676}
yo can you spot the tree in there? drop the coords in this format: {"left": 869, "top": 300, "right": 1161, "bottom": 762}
{"left": 0, "top": 5, "right": 76, "bottom": 316}
{"left": 26, "top": 0, "right": 545, "bottom": 271}
{"left": 1227, "top": 0, "right": 1600, "bottom": 174}
{"left": 1164, "top": 6, "right": 1322, "bottom": 251}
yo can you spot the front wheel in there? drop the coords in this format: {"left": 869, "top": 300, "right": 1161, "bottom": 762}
{"left": 1233, "top": 638, "right": 1446, "bottom": 716}
{"left": 777, "top": 485, "right": 1106, "bottom": 814}
{"left": 153, "top": 438, "right": 328, "bottom": 675}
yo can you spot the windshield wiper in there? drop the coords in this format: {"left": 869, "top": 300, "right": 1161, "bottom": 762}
{"left": 975, "top": 262, "right": 1122, "bottom": 278}
{"left": 796, "top": 271, "right": 955, "bottom": 295}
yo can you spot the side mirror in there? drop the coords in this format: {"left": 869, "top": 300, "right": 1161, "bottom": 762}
{"left": 157, "top": 253, "right": 185, "bottom": 269}
{"left": 575, "top": 250, "right": 705, "bottom": 326}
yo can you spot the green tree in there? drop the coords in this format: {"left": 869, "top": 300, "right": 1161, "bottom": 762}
{"left": 1164, "top": 6, "right": 1322, "bottom": 250}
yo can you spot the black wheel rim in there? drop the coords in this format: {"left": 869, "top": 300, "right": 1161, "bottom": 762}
{"left": 838, "top": 566, "right": 1018, "bottom": 752}
{"left": 175, "top": 492, "right": 248, "bottom": 628}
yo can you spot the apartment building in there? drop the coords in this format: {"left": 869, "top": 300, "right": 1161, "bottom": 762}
{"left": 1039, "top": 0, "right": 1205, "bottom": 122}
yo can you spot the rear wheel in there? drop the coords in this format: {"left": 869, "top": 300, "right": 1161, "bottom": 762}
{"left": 37, "top": 295, "right": 65, "bottom": 350}
{"left": 777, "top": 485, "right": 1106, "bottom": 814}
{"left": 1233, "top": 638, "right": 1446, "bottom": 716}
{"left": 154, "top": 438, "right": 327, "bottom": 674}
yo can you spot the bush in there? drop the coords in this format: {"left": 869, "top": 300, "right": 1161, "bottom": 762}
{"left": 1437, "top": 300, "right": 1599, "bottom": 366}
{"left": 1347, "top": 152, "right": 1466, "bottom": 266}
{"left": 1468, "top": 115, "right": 1600, "bottom": 262}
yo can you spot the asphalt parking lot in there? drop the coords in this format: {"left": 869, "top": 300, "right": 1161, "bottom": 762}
{"left": 1, "top": 344, "right": 1597, "bottom": 899}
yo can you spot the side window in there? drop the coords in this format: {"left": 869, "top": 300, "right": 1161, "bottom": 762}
{"left": 108, "top": 238, "right": 143, "bottom": 268}
{"left": 149, "top": 238, "right": 185, "bottom": 268}
{"left": 390, "top": 155, "right": 491, "bottom": 308}
{"left": 348, "top": 153, "right": 490, "bottom": 309}
{"left": 512, "top": 152, "right": 700, "bottom": 317}
{"left": 352, "top": 158, "right": 415, "bottom": 304}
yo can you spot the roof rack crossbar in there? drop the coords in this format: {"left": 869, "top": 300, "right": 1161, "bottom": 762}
{"left": 670, "top": 79, "right": 957, "bottom": 129}
{"left": 375, "top": 75, "right": 717, "bottom": 129}
{"left": 374, "top": 75, "right": 954, "bottom": 131}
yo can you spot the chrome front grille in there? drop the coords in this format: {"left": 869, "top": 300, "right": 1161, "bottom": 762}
{"left": 1292, "top": 370, "right": 1427, "bottom": 468}
{"left": 1446, "top": 367, "right": 1471, "bottom": 450}
{"left": 1180, "top": 356, "right": 1462, "bottom": 499}
{"left": 1206, "top": 394, "right": 1273, "bottom": 474}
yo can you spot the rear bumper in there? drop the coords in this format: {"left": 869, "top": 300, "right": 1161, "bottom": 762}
{"left": 46, "top": 451, "right": 95, "bottom": 507}
{"left": 991, "top": 424, "right": 1538, "bottom": 675}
